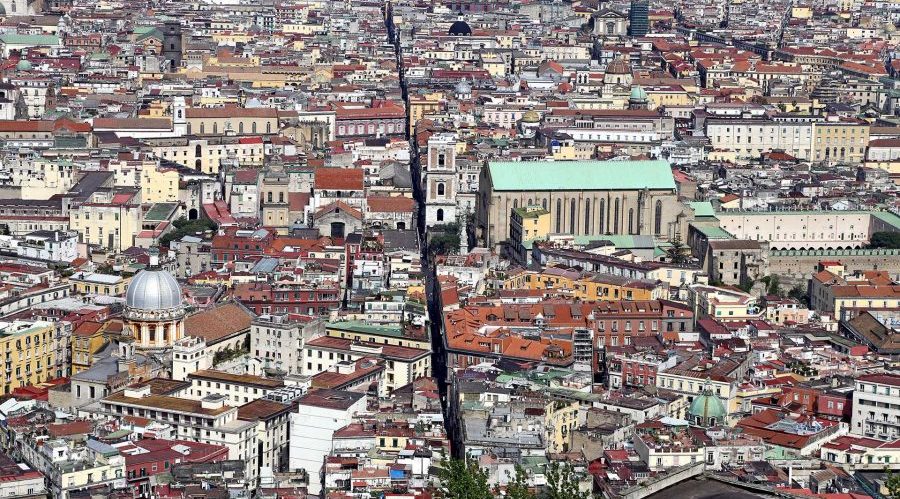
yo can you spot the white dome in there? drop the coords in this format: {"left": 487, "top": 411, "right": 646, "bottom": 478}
{"left": 125, "top": 269, "right": 183, "bottom": 310}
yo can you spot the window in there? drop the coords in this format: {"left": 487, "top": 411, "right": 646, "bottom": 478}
{"left": 436, "top": 208, "right": 444, "bottom": 222}
{"left": 654, "top": 200, "right": 663, "bottom": 235}
{"left": 556, "top": 198, "right": 562, "bottom": 232}
{"left": 437, "top": 183, "right": 445, "bottom": 196}
{"left": 584, "top": 199, "right": 591, "bottom": 234}
{"left": 628, "top": 208, "right": 634, "bottom": 234}
{"left": 613, "top": 199, "right": 620, "bottom": 233}
{"left": 569, "top": 199, "right": 576, "bottom": 233}
{"left": 598, "top": 199, "right": 605, "bottom": 233}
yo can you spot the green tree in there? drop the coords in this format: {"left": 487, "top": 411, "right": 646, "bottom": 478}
{"left": 542, "top": 462, "right": 589, "bottom": 499}
{"left": 435, "top": 458, "right": 493, "bottom": 499}
{"left": 760, "top": 275, "right": 782, "bottom": 297}
{"left": 429, "top": 222, "right": 461, "bottom": 256}
{"left": 666, "top": 233, "right": 689, "bottom": 265}
{"left": 503, "top": 465, "right": 536, "bottom": 499}
{"left": 788, "top": 284, "right": 807, "bottom": 304}
{"left": 159, "top": 216, "right": 217, "bottom": 248}
{"left": 886, "top": 469, "right": 900, "bottom": 499}
{"left": 869, "top": 231, "right": 900, "bottom": 249}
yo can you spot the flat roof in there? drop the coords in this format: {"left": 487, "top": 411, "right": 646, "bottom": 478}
{"left": 487, "top": 160, "right": 677, "bottom": 192}
{"left": 103, "top": 392, "right": 233, "bottom": 417}
{"left": 297, "top": 388, "right": 365, "bottom": 411}
{"left": 188, "top": 370, "right": 284, "bottom": 389}
{"left": 327, "top": 321, "right": 406, "bottom": 338}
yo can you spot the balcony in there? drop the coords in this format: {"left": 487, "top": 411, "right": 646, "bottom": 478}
{"left": 865, "top": 417, "right": 900, "bottom": 427}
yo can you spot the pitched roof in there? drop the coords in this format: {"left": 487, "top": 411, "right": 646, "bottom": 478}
{"left": 314, "top": 201, "right": 363, "bottom": 221}
{"left": 366, "top": 196, "right": 415, "bottom": 213}
{"left": 184, "top": 302, "right": 254, "bottom": 343}
{"left": 185, "top": 107, "right": 278, "bottom": 119}
{"left": 314, "top": 167, "right": 364, "bottom": 190}
{"left": 487, "top": 160, "right": 676, "bottom": 191}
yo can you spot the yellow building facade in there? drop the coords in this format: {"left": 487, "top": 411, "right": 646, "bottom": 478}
{"left": 812, "top": 121, "right": 870, "bottom": 163}
{"left": 71, "top": 321, "right": 112, "bottom": 375}
{"left": 502, "top": 268, "right": 657, "bottom": 301}
{"left": 140, "top": 165, "right": 180, "bottom": 203}
{"left": 149, "top": 138, "right": 265, "bottom": 175}
{"left": 0, "top": 321, "right": 57, "bottom": 394}
{"left": 69, "top": 191, "right": 141, "bottom": 252}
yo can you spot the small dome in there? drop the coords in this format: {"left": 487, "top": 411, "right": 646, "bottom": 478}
{"left": 688, "top": 383, "right": 727, "bottom": 425}
{"left": 125, "top": 268, "right": 183, "bottom": 310}
{"left": 455, "top": 79, "right": 472, "bottom": 95}
{"left": 16, "top": 59, "right": 32, "bottom": 71}
{"left": 521, "top": 110, "right": 541, "bottom": 123}
{"left": 606, "top": 57, "right": 631, "bottom": 75}
{"left": 629, "top": 85, "right": 648, "bottom": 102}
{"left": 448, "top": 20, "right": 472, "bottom": 36}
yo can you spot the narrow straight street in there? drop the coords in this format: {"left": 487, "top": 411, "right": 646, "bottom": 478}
{"left": 386, "top": 7, "right": 457, "bottom": 456}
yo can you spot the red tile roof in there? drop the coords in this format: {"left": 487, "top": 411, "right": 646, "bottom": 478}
{"left": 314, "top": 167, "right": 364, "bottom": 190}
{"left": 367, "top": 196, "right": 414, "bottom": 213}
{"left": 184, "top": 302, "right": 254, "bottom": 344}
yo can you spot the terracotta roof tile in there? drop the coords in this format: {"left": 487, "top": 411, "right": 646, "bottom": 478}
{"left": 184, "top": 302, "right": 254, "bottom": 344}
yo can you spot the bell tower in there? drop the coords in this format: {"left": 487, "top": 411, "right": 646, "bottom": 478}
{"left": 424, "top": 133, "right": 458, "bottom": 228}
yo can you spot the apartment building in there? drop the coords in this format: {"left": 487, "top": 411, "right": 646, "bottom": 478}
{"left": 251, "top": 314, "right": 326, "bottom": 375}
{"left": 185, "top": 370, "right": 285, "bottom": 406}
{"left": 68, "top": 189, "right": 141, "bottom": 252}
{"left": 851, "top": 374, "right": 900, "bottom": 441}
{"left": 302, "top": 336, "right": 431, "bottom": 394}
{"left": 0, "top": 320, "right": 58, "bottom": 395}
{"left": 98, "top": 384, "right": 258, "bottom": 482}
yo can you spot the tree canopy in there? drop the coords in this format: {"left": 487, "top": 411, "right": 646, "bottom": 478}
{"left": 869, "top": 231, "right": 900, "bottom": 249}
{"left": 159, "top": 216, "right": 217, "bottom": 248}
{"left": 434, "top": 458, "right": 492, "bottom": 499}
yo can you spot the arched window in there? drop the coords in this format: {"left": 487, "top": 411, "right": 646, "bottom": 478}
{"left": 613, "top": 199, "right": 620, "bottom": 233}
{"left": 527, "top": 198, "right": 533, "bottom": 205}
{"left": 654, "top": 200, "right": 663, "bottom": 235}
{"left": 437, "top": 183, "right": 445, "bottom": 196}
{"left": 542, "top": 199, "right": 547, "bottom": 209}
{"left": 513, "top": 199, "right": 519, "bottom": 209}
{"left": 569, "top": 199, "right": 576, "bottom": 234}
{"left": 200, "top": 123, "right": 205, "bottom": 134}
{"left": 213, "top": 123, "right": 218, "bottom": 134}
{"left": 598, "top": 199, "right": 605, "bottom": 233}
{"left": 195, "top": 144, "right": 202, "bottom": 157}
{"left": 556, "top": 199, "right": 562, "bottom": 232}
{"left": 252, "top": 122, "right": 257, "bottom": 134}
{"left": 584, "top": 199, "right": 591, "bottom": 234}
{"left": 266, "top": 122, "right": 272, "bottom": 134}
{"left": 239, "top": 122, "right": 244, "bottom": 134}
{"left": 628, "top": 208, "right": 635, "bottom": 234}
{"left": 436, "top": 208, "right": 444, "bottom": 222}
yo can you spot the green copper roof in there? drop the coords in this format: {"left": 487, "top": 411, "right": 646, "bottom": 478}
{"left": 688, "top": 201, "right": 716, "bottom": 218}
{"left": 0, "top": 34, "right": 60, "bottom": 46}
{"left": 688, "top": 384, "right": 727, "bottom": 423}
{"left": 487, "top": 160, "right": 676, "bottom": 192}
{"left": 693, "top": 225, "right": 735, "bottom": 240}
{"left": 630, "top": 85, "right": 648, "bottom": 101}
{"left": 872, "top": 210, "right": 900, "bottom": 230}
